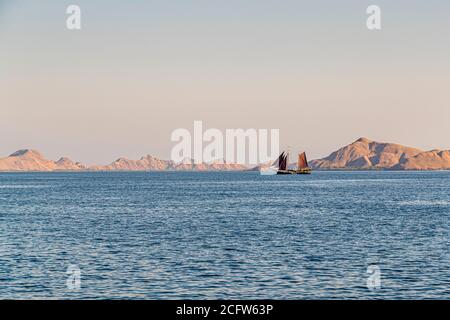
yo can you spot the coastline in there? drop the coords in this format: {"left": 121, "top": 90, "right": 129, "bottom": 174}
{"left": 1, "top": 169, "right": 449, "bottom": 173}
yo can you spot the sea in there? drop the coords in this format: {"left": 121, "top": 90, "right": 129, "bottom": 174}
{"left": 0, "top": 171, "right": 448, "bottom": 299}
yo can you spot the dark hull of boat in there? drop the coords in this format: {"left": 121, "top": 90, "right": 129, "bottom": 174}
{"left": 277, "top": 169, "right": 312, "bottom": 175}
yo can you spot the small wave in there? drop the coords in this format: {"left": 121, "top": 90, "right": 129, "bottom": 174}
{"left": 397, "top": 200, "right": 450, "bottom": 206}
{"left": 0, "top": 185, "right": 50, "bottom": 189}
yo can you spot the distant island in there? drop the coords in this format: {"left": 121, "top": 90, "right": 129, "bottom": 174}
{"left": 309, "top": 137, "right": 450, "bottom": 170}
{"left": 0, "top": 138, "right": 449, "bottom": 172}
{"left": 0, "top": 149, "right": 247, "bottom": 172}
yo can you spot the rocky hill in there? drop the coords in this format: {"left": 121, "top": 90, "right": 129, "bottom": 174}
{"left": 0, "top": 149, "right": 86, "bottom": 171}
{"left": 90, "top": 155, "right": 170, "bottom": 171}
{"left": 310, "top": 138, "right": 450, "bottom": 170}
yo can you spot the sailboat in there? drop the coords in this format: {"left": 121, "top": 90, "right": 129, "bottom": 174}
{"left": 275, "top": 151, "right": 312, "bottom": 174}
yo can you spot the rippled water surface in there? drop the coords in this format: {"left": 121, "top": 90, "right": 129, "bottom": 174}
{"left": 0, "top": 171, "right": 449, "bottom": 299}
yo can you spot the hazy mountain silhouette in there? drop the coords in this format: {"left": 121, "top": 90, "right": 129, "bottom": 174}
{"left": 1, "top": 139, "right": 449, "bottom": 171}
{"left": 310, "top": 138, "right": 450, "bottom": 170}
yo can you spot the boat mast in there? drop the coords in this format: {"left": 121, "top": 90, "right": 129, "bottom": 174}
{"left": 286, "top": 152, "right": 289, "bottom": 170}
{"left": 286, "top": 146, "right": 291, "bottom": 171}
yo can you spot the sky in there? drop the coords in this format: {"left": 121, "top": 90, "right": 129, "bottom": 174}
{"left": 1, "top": 0, "right": 449, "bottom": 165}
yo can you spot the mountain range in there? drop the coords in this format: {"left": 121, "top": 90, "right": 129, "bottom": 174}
{"left": 0, "top": 138, "right": 449, "bottom": 171}
{"left": 309, "top": 137, "right": 450, "bottom": 170}
{"left": 0, "top": 149, "right": 247, "bottom": 172}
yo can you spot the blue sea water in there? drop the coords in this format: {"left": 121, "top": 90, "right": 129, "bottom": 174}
{"left": 0, "top": 171, "right": 448, "bottom": 299}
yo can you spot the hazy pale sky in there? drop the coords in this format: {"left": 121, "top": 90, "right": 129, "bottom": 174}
{"left": 1, "top": 0, "right": 449, "bottom": 164}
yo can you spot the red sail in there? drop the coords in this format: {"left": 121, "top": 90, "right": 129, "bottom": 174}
{"left": 297, "top": 152, "right": 308, "bottom": 169}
